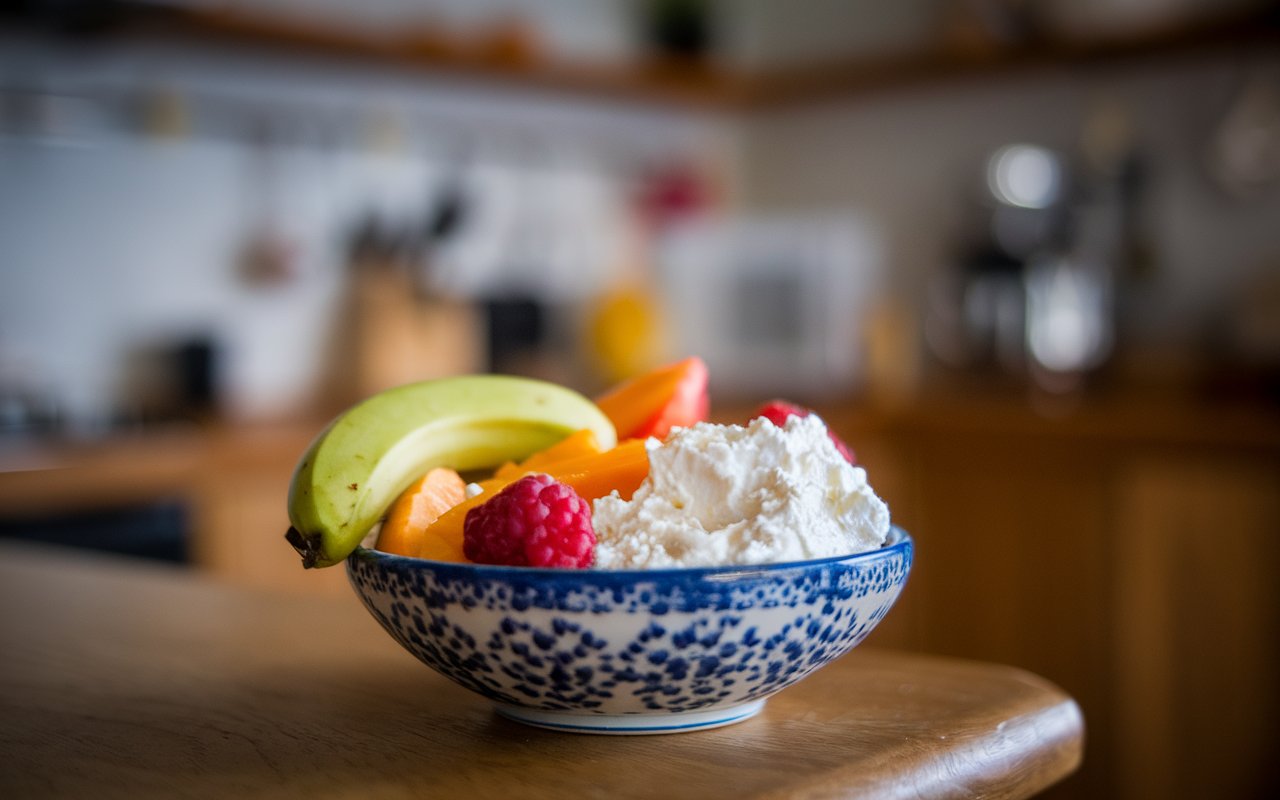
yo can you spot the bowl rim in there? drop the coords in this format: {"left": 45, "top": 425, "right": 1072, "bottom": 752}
{"left": 349, "top": 526, "right": 911, "bottom": 583}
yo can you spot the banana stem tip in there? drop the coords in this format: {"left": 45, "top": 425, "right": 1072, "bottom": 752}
{"left": 285, "top": 526, "right": 322, "bottom": 569}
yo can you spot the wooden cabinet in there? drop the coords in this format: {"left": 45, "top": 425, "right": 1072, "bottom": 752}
{"left": 189, "top": 427, "right": 351, "bottom": 597}
{"left": 1112, "top": 453, "right": 1280, "bottom": 800}
{"left": 0, "top": 424, "right": 350, "bottom": 596}
{"left": 820, "top": 397, "right": 1280, "bottom": 800}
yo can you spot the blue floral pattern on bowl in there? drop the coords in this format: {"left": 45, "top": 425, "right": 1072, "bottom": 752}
{"left": 347, "top": 526, "right": 912, "bottom": 734}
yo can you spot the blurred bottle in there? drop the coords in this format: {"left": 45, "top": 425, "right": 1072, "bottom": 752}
{"left": 642, "top": 0, "right": 713, "bottom": 63}
{"left": 584, "top": 213, "right": 666, "bottom": 387}
{"left": 584, "top": 160, "right": 713, "bottom": 386}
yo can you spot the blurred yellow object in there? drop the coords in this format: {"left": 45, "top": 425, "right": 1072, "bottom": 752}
{"left": 586, "top": 284, "right": 665, "bottom": 386}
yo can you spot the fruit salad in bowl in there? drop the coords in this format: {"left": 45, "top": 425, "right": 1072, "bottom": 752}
{"left": 285, "top": 358, "right": 912, "bottom": 733}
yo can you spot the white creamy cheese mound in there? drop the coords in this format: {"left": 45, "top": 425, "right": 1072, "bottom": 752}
{"left": 592, "top": 414, "right": 890, "bottom": 568}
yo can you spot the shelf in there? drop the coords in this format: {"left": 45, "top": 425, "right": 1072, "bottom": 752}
{"left": 12, "top": 6, "right": 1280, "bottom": 110}
{"left": 111, "top": 7, "right": 738, "bottom": 110}
{"left": 742, "top": 7, "right": 1280, "bottom": 107}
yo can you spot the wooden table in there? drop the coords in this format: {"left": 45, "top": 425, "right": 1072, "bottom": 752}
{"left": 0, "top": 543, "right": 1083, "bottom": 799}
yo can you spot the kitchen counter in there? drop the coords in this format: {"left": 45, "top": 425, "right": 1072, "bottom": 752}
{"left": 0, "top": 541, "right": 1083, "bottom": 799}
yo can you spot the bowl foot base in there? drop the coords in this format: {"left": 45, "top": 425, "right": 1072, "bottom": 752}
{"left": 494, "top": 698, "right": 767, "bottom": 735}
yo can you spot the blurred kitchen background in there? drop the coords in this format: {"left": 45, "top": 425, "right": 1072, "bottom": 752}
{"left": 2, "top": 1, "right": 1278, "bottom": 797}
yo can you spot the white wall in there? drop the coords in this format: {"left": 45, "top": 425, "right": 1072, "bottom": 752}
{"left": 0, "top": 33, "right": 721, "bottom": 428}
{"left": 739, "top": 51, "right": 1280, "bottom": 350}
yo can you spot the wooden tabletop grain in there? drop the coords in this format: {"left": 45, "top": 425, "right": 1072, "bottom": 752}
{"left": 0, "top": 542, "right": 1083, "bottom": 799}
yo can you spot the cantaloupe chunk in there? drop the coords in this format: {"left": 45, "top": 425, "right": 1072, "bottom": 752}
{"left": 375, "top": 468, "right": 467, "bottom": 557}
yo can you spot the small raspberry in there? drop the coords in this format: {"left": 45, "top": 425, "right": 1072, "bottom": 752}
{"left": 753, "top": 400, "right": 857, "bottom": 464}
{"left": 463, "top": 474, "right": 595, "bottom": 568}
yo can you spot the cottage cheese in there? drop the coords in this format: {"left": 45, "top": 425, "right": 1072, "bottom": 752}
{"left": 592, "top": 415, "right": 889, "bottom": 568}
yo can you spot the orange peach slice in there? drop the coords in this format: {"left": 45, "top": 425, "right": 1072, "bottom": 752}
{"left": 594, "top": 356, "right": 709, "bottom": 440}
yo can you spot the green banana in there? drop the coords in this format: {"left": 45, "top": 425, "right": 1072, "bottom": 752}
{"left": 285, "top": 375, "right": 617, "bottom": 568}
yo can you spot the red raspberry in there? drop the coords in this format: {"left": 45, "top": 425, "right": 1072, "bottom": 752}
{"left": 463, "top": 474, "right": 595, "bottom": 568}
{"left": 753, "top": 400, "right": 857, "bottom": 464}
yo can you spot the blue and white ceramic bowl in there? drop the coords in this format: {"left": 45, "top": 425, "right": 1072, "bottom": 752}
{"left": 346, "top": 526, "right": 912, "bottom": 734}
